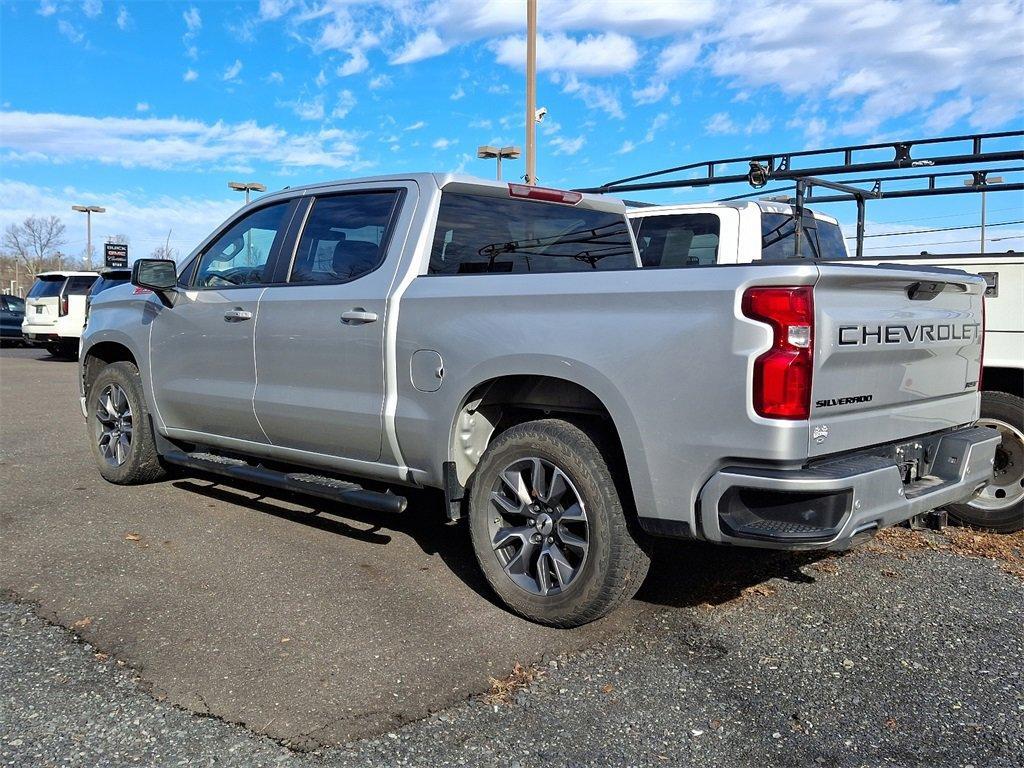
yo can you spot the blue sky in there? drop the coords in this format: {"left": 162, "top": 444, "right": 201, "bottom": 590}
{"left": 1, "top": 0, "right": 1022, "bottom": 260}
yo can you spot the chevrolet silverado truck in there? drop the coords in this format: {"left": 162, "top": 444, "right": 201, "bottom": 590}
{"left": 79, "top": 174, "right": 999, "bottom": 626}
{"left": 628, "top": 201, "right": 1023, "bottom": 532}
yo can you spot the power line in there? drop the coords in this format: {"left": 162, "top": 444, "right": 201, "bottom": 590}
{"left": 863, "top": 234, "right": 1024, "bottom": 251}
{"left": 845, "top": 219, "right": 1024, "bottom": 240}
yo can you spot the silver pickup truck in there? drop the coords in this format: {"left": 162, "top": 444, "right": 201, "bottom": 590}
{"left": 80, "top": 173, "right": 999, "bottom": 626}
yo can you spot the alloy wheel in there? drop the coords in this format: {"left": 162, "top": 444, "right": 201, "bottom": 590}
{"left": 969, "top": 417, "right": 1024, "bottom": 511}
{"left": 95, "top": 383, "right": 133, "bottom": 467}
{"left": 488, "top": 457, "right": 590, "bottom": 596}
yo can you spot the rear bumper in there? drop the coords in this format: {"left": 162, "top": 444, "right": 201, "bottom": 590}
{"left": 22, "top": 331, "right": 60, "bottom": 346}
{"left": 698, "top": 426, "right": 1000, "bottom": 551}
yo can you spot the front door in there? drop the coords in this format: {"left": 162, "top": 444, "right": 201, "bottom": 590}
{"left": 149, "top": 200, "right": 294, "bottom": 443}
{"left": 254, "top": 189, "right": 407, "bottom": 462}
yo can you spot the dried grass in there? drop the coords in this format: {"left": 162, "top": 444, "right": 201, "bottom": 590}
{"left": 869, "top": 526, "right": 1024, "bottom": 580}
{"left": 481, "top": 662, "right": 546, "bottom": 706}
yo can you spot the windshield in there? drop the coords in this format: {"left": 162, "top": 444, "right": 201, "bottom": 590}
{"left": 761, "top": 214, "right": 848, "bottom": 260}
{"left": 27, "top": 276, "right": 66, "bottom": 298}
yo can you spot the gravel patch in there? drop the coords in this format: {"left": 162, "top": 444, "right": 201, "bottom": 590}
{"left": 2, "top": 539, "right": 1021, "bottom": 768}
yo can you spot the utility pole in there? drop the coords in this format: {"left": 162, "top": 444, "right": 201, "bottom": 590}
{"left": 524, "top": 0, "right": 537, "bottom": 185}
{"left": 477, "top": 146, "right": 521, "bottom": 180}
{"left": 71, "top": 205, "right": 106, "bottom": 270}
{"left": 964, "top": 174, "right": 1003, "bottom": 254}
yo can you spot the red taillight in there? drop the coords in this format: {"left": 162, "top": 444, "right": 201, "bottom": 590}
{"left": 508, "top": 183, "right": 582, "bottom": 205}
{"left": 742, "top": 286, "right": 814, "bottom": 420}
{"left": 59, "top": 295, "right": 69, "bottom": 316}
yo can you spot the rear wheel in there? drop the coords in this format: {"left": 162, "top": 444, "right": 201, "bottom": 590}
{"left": 947, "top": 391, "right": 1024, "bottom": 533}
{"left": 88, "top": 361, "right": 167, "bottom": 485}
{"left": 467, "top": 419, "right": 650, "bottom": 627}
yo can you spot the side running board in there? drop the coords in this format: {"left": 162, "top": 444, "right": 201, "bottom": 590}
{"left": 162, "top": 451, "right": 407, "bottom": 514}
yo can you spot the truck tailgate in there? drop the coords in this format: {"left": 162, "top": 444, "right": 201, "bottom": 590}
{"left": 809, "top": 263, "right": 985, "bottom": 457}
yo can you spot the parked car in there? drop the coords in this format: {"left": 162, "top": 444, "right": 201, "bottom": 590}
{"left": 22, "top": 270, "right": 97, "bottom": 358}
{"left": 1, "top": 293, "right": 26, "bottom": 345}
{"left": 80, "top": 174, "right": 998, "bottom": 626}
{"left": 627, "top": 202, "right": 1023, "bottom": 533}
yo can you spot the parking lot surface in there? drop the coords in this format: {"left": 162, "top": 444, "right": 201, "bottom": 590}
{"left": 2, "top": 345, "right": 1022, "bottom": 767}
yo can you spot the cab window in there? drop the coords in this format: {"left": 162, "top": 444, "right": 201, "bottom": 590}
{"left": 289, "top": 192, "right": 401, "bottom": 283}
{"left": 193, "top": 202, "right": 291, "bottom": 287}
{"left": 631, "top": 213, "right": 720, "bottom": 268}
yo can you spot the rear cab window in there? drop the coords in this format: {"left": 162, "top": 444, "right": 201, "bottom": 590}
{"left": 428, "top": 192, "right": 636, "bottom": 275}
{"left": 761, "top": 213, "right": 848, "bottom": 260}
{"left": 630, "top": 213, "right": 720, "bottom": 268}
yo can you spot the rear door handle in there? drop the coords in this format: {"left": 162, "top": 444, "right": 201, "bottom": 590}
{"left": 341, "top": 309, "right": 378, "bottom": 324}
{"left": 223, "top": 308, "right": 253, "bottom": 322}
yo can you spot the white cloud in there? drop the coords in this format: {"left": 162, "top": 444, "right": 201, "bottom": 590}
{"left": 550, "top": 135, "right": 585, "bottom": 156}
{"left": 183, "top": 6, "right": 201, "bottom": 33}
{"left": 258, "top": 0, "right": 294, "bottom": 21}
{"left": 658, "top": 38, "right": 701, "bottom": 75}
{"left": 135, "top": 102, "right": 149, "bottom": 113}
{"left": 404, "top": 120, "right": 426, "bottom": 131}
{"left": 369, "top": 74, "right": 392, "bottom": 90}
{"left": 265, "top": 71, "right": 284, "bottom": 84}
{"left": 280, "top": 96, "right": 324, "bottom": 121}
{"left": 0, "top": 110, "right": 368, "bottom": 172}
{"left": 450, "top": 84, "right": 465, "bottom": 101}
{"left": 116, "top": 5, "right": 131, "bottom": 30}
{"left": 314, "top": 69, "right": 327, "bottom": 88}
{"left": 183, "top": 69, "right": 198, "bottom": 83}
{"left": 617, "top": 140, "right": 636, "bottom": 155}
{"left": 633, "top": 80, "right": 668, "bottom": 105}
{"left": 746, "top": 113, "right": 771, "bottom": 135}
{"left": 391, "top": 29, "right": 448, "bottom": 64}
{"left": 704, "top": 112, "right": 737, "bottom": 135}
{"left": 38, "top": 1, "right": 57, "bottom": 17}
{"left": 561, "top": 74, "right": 623, "bottom": 119}
{"left": 57, "top": 20, "right": 85, "bottom": 45}
{"left": 0, "top": 180, "right": 241, "bottom": 261}
{"left": 82, "top": 0, "right": 102, "bottom": 18}
{"left": 332, "top": 90, "right": 357, "bottom": 119}
{"left": 432, "top": 137, "right": 455, "bottom": 150}
{"left": 338, "top": 50, "right": 369, "bottom": 77}
{"left": 222, "top": 59, "right": 243, "bottom": 82}
{"left": 492, "top": 32, "right": 638, "bottom": 76}
{"left": 644, "top": 112, "right": 669, "bottom": 143}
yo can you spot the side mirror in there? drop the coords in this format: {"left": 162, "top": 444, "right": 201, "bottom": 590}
{"left": 132, "top": 259, "right": 177, "bottom": 291}
{"left": 132, "top": 259, "right": 178, "bottom": 306}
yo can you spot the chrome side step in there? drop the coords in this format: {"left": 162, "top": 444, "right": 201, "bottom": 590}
{"left": 162, "top": 450, "right": 407, "bottom": 514}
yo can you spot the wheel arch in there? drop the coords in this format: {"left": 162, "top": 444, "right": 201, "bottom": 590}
{"left": 81, "top": 340, "right": 139, "bottom": 401}
{"left": 982, "top": 366, "right": 1024, "bottom": 399}
{"left": 447, "top": 369, "right": 653, "bottom": 518}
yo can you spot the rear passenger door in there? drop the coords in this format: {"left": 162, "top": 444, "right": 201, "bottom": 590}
{"left": 253, "top": 186, "right": 410, "bottom": 462}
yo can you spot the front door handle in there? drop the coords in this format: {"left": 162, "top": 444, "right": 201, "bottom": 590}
{"left": 223, "top": 308, "right": 253, "bottom": 322}
{"left": 341, "top": 309, "right": 378, "bottom": 325}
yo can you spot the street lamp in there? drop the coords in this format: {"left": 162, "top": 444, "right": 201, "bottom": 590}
{"left": 964, "top": 175, "right": 1004, "bottom": 254}
{"left": 71, "top": 205, "right": 106, "bottom": 270}
{"left": 477, "top": 146, "right": 521, "bottom": 180}
{"left": 228, "top": 181, "right": 267, "bottom": 206}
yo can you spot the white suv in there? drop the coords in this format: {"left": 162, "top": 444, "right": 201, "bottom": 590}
{"left": 22, "top": 271, "right": 98, "bottom": 358}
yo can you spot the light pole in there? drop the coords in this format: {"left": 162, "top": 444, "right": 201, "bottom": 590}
{"left": 71, "top": 205, "right": 106, "bottom": 270}
{"left": 477, "top": 146, "right": 522, "bottom": 180}
{"left": 524, "top": 0, "right": 537, "bottom": 185}
{"left": 964, "top": 174, "right": 1003, "bottom": 254}
{"left": 228, "top": 181, "right": 266, "bottom": 206}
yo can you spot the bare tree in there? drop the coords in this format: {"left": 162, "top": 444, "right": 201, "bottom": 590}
{"left": 3, "top": 216, "right": 67, "bottom": 274}
{"left": 150, "top": 244, "right": 178, "bottom": 261}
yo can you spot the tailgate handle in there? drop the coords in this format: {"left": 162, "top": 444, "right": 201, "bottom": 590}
{"left": 907, "top": 281, "right": 947, "bottom": 301}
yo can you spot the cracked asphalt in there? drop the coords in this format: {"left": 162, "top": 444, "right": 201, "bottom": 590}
{"left": 2, "top": 345, "right": 1022, "bottom": 767}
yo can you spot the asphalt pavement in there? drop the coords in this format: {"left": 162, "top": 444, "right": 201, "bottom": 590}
{"left": 1, "top": 344, "right": 1022, "bottom": 767}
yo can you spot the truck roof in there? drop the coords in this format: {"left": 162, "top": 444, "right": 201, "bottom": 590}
{"left": 250, "top": 172, "right": 627, "bottom": 214}
{"left": 626, "top": 199, "right": 841, "bottom": 227}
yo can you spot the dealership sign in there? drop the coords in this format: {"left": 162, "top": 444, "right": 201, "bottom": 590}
{"left": 104, "top": 242, "right": 128, "bottom": 268}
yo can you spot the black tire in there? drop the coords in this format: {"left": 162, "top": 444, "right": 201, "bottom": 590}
{"left": 87, "top": 361, "right": 167, "bottom": 485}
{"left": 45, "top": 343, "right": 62, "bottom": 357}
{"left": 947, "top": 390, "right": 1024, "bottom": 533}
{"left": 467, "top": 418, "right": 651, "bottom": 627}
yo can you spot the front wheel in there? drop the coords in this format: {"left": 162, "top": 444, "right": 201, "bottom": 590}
{"left": 468, "top": 419, "right": 650, "bottom": 627}
{"left": 87, "top": 361, "right": 167, "bottom": 485}
{"left": 947, "top": 391, "right": 1024, "bottom": 533}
